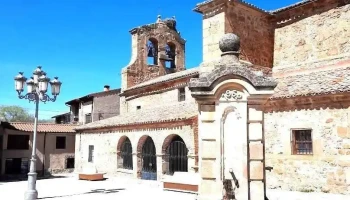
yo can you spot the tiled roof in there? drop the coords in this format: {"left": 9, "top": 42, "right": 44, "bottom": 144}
{"left": 195, "top": 0, "right": 316, "bottom": 14}
{"left": 66, "top": 88, "right": 121, "bottom": 105}
{"left": 76, "top": 102, "right": 197, "bottom": 130}
{"left": 124, "top": 68, "right": 200, "bottom": 92}
{"left": 2, "top": 122, "right": 76, "bottom": 133}
{"left": 271, "top": 67, "right": 350, "bottom": 99}
{"left": 270, "top": 0, "right": 315, "bottom": 13}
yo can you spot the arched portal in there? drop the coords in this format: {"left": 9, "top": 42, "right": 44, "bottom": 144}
{"left": 139, "top": 136, "right": 157, "bottom": 180}
{"left": 117, "top": 136, "right": 133, "bottom": 170}
{"left": 162, "top": 135, "right": 188, "bottom": 175}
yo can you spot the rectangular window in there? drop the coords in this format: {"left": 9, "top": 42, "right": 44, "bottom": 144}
{"left": 7, "top": 135, "right": 30, "bottom": 150}
{"left": 291, "top": 129, "right": 313, "bottom": 155}
{"left": 56, "top": 136, "right": 66, "bottom": 149}
{"left": 85, "top": 113, "right": 92, "bottom": 124}
{"left": 178, "top": 88, "right": 186, "bottom": 102}
{"left": 66, "top": 157, "right": 75, "bottom": 169}
{"left": 136, "top": 106, "right": 141, "bottom": 110}
{"left": 88, "top": 145, "right": 94, "bottom": 163}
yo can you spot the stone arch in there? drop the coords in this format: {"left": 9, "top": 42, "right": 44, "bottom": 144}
{"left": 165, "top": 41, "right": 176, "bottom": 68}
{"left": 117, "top": 135, "right": 129, "bottom": 155}
{"left": 136, "top": 135, "right": 157, "bottom": 180}
{"left": 117, "top": 136, "right": 133, "bottom": 169}
{"left": 147, "top": 38, "right": 159, "bottom": 65}
{"left": 162, "top": 134, "right": 189, "bottom": 175}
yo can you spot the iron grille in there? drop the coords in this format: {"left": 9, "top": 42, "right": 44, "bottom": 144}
{"left": 121, "top": 139, "right": 133, "bottom": 170}
{"left": 165, "top": 139, "right": 188, "bottom": 175}
{"left": 292, "top": 129, "right": 313, "bottom": 155}
{"left": 141, "top": 137, "right": 157, "bottom": 180}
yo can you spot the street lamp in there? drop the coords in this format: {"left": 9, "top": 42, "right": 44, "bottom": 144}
{"left": 14, "top": 66, "right": 62, "bottom": 200}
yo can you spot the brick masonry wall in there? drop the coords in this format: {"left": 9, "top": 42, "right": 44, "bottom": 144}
{"left": 74, "top": 124, "right": 197, "bottom": 180}
{"left": 265, "top": 107, "right": 350, "bottom": 194}
{"left": 93, "top": 92, "right": 120, "bottom": 122}
{"left": 122, "top": 21, "right": 186, "bottom": 90}
{"left": 225, "top": 4, "right": 274, "bottom": 68}
{"left": 274, "top": 3, "right": 350, "bottom": 68}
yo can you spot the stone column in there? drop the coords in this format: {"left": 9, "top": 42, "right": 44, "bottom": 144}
{"left": 197, "top": 104, "right": 223, "bottom": 200}
{"left": 247, "top": 105, "right": 265, "bottom": 200}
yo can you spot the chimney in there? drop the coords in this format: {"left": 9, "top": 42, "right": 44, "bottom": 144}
{"left": 104, "top": 85, "right": 110, "bottom": 91}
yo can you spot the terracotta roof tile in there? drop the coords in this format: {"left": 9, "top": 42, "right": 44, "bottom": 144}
{"left": 2, "top": 122, "right": 76, "bottom": 133}
{"left": 271, "top": 67, "right": 350, "bottom": 99}
{"left": 76, "top": 102, "right": 197, "bottom": 131}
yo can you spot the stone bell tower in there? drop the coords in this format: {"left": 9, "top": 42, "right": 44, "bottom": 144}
{"left": 189, "top": 33, "right": 277, "bottom": 200}
{"left": 121, "top": 15, "right": 186, "bottom": 91}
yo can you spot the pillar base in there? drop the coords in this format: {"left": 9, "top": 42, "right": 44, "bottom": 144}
{"left": 24, "top": 189, "right": 38, "bottom": 200}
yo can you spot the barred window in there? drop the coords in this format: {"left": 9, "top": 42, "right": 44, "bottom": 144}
{"left": 178, "top": 88, "right": 185, "bottom": 102}
{"left": 291, "top": 129, "right": 313, "bottom": 155}
{"left": 85, "top": 113, "right": 92, "bottom": 124}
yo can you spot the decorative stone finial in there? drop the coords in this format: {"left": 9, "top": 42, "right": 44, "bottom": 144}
{"left": 219, "top": 33, "right": 240, "bottom": 54}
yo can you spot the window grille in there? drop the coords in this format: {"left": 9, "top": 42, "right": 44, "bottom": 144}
{"left": 291, "top": 129, "right": 313, "bottom": 155}
{"left": 178, "top": 88, "right": 185, "bottom": 102}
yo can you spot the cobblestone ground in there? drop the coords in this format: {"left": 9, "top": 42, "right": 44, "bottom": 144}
{"left": 0, "top": 175, "right": 349, "bottom": 200}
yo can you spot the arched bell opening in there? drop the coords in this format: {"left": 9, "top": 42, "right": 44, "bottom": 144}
{"left": 147, "top": 38, "right": 158, "bottom": 65}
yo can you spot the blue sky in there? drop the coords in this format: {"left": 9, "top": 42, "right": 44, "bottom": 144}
{"left": 0, "top": 0, "right": 300, "bottom": 119}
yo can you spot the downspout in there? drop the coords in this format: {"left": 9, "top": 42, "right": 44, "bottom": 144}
{"left": 42, "top": 132, "right": 47, "bottom": 177}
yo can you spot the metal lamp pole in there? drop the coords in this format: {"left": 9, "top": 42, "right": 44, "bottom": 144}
{"left": 14, "top": 66, "right": 62, "bottom": 200}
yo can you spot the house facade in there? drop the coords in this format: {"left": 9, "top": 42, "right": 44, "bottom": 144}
{"left": 0, "top": 122, "right": 76, "bottom": 179}
{"left": 74, "top": 0, "right": 350, "bottom": 198}
{"left": 65, "top": 85, "right": 121, "bottom": 125}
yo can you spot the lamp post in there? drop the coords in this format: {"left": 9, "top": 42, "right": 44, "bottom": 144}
{"left": 14, "top": 66, "right": 62, "bottom": 200}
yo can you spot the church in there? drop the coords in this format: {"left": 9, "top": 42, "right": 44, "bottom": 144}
{"left": 71, "top": 0, "right": 350, "bottom": 199}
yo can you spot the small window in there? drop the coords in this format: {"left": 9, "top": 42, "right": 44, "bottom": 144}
{"left": 7, "top": 135, "right": 29, "bottom": 150}
{"left": 291, "top": 129, "right": 313, "bottom": 155}
{"left": 137, "top": 106, "right": 141, "bottom": 110}
{"left": 88, "top": 145, "right": 94, "bottom": 163}
{"left": 85, "top": 113, "right": 92, "bottom": 124}
{"left": 66, "top": 157, "right": 75, "bottom": 169}
{"left": 56, "top": 136, "right": 66, "bottom": 149}
{"left": 178, "top": 88, "right": 185, "bottom": 102}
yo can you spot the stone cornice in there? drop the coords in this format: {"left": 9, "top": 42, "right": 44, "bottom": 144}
{"left": 76, "top": 117, "right": 196, "bottom": 133}
{"left": 122, "top": 76, "right": 193, "bottom": 98}
{"left": 265, "top": 93, "right": 350, "bottom": 112}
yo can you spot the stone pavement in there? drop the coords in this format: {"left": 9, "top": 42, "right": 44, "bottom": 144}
{"left": 0, "top": 175, "right": 349, "bottom": 200}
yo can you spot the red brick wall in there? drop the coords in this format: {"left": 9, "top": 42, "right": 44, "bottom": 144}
{"left": 225, "top": 3, "right": 275, "bottom": 68}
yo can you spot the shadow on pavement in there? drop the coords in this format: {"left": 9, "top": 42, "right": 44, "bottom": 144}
{"left": 37, "top": 188, "right": 125, "bottom": 199}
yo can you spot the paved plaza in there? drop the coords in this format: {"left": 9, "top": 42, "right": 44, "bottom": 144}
{"left": 0, "top": 175, "right": 349, "bottom": 200}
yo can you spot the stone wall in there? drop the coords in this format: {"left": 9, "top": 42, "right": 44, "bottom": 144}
{"left": 92, "top": 92, "right": 120, "bottom": 121}
{"left": 203, "top": 12, "right": 226, "bottom": 62}
{"left": 273, "top": 3, "right": 350, "bottom": 68}
{"left": 265, "top": 107, "right": 350, "bottom": 194}
{"left": 74, "top": 123, "right": 197, "bottom": 180}
{"left": 124, "top": 86, "right": 195, "bottom": 113}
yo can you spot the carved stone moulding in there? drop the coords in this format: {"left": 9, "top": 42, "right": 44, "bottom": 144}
{"left": 220, "top": 89, "right": 243, "bottom": 101}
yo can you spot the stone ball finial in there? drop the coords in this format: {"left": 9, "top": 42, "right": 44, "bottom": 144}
{"left": 219, "top": 33, "right": 240, "bottom": 53}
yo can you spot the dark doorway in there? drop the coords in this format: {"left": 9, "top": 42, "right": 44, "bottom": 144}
{"left": 141, "top": 137, "right": 157, "bottom": 180}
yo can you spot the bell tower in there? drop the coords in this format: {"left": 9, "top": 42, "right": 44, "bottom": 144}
{"left": 121, "top": 15, "right": 186, "bottom": 91}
